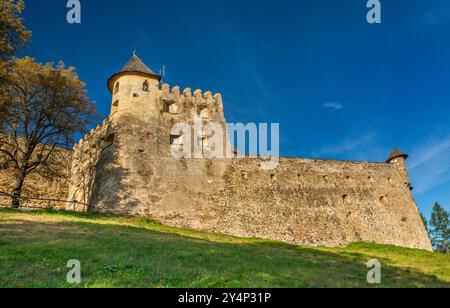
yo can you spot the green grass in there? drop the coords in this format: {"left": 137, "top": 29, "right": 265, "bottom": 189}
{"left": 0, "top": 208, "right": 449, "bottom": 288}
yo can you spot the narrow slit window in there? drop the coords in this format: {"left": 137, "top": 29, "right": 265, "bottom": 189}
{"left": 143, "top": 80, "right": 149, "bottom": 91}
{"left": 163, "top": 103, "right": 170, "bottom": 113}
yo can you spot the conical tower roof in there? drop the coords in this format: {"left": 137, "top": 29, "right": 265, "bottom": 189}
{"left": 119, "top": 54, "right": 156, "bottom": 75}
{"left": 107, "top": 53, "right": 161, "bottom": 92}
{"left": 386, "top": 148, "right": 409, "bottom": 163}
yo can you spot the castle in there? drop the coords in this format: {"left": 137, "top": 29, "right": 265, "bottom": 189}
{"left": 64, "top": 54, "right": 431, "bottom": 250}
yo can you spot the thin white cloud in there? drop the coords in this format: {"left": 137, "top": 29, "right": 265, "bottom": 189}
{"left": 323, "top": 102, "right": 343, "bottom": 111}
{"left": 409, "top": 139, "right": 450, "bottom": 170}
{"left": 408, "top": 137, "right": 450, "bottom": 193}
{"left": 314, "top": 133, "right": 376, "bottom": 156}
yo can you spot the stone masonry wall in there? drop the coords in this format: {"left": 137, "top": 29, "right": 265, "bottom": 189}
{"left": 215, "top": 158, "right": 432, "bottom": 250}
{"left": 0, "top": 146, "right": 71, "bottom": 208}
{"left": 67, "top": 119, "right": 111, "bottom": 209}
{"left": 67, "top": 80, "right": 432, "bottom": 251}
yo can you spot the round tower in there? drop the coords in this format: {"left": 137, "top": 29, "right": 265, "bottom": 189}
{"left": 386, "top": 148, "right": 412, "bottom": 190}
{"left": 107, "top": 53, "right": 161, "bottom": 120}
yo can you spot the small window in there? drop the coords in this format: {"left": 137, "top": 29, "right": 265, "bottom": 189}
{"left": 133, "top": 93, "right": 139, "bottom": 98}
{"left": 202, "top": 137, "right": 208, "bottom": 148}
{"left": 197, "top": 107, "right": 209, "bottom": 119}
{"left": 342, "top": 194, "right": 350, "bottom": 203}
{"left": 111, "top": 100, "right": 119, "bottom": 114}
{"left": 170, "top": 135, "right": 183, "bottom": 145}
{"left": 170, "top": 134, "right": 184, "bottom": 151}
{"left": 143, "top": 80, "right": 149, "bottom": 92}
{"left": 114, "top": 82, "right": 120, "bottom": 94}
{"left": 102, "top": 133, "right": 115, "bottom": 147}
{"left": 163, "top": 103, "right": 170, "bottom": 113}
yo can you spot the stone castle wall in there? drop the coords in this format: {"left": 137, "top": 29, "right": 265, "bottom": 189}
{"left": 64, "top": 80, "right": 432, "bottom": 251}
{"left": 0, "top": 146, "right": 71, "bottom": 208}
{"left": 68, "top": 119, "right": 111, "bottom": 209}
{"left": 215, "top": 158, "right": 431, "bottom": 249}
{"left": 2, "top": 66, "right": 430, "bottom": 250}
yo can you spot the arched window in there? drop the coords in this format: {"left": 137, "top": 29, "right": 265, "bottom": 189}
{"left": 143, "top": 80, "right": 149, "bottom": 92}
{"left": 114, "top": 82, "right": 120, "bottom": 94}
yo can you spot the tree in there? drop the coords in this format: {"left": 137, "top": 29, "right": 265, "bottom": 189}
{"left": 430, "top": 202, "right": 450, "bottom": 253}
{"left": 0, "top": 57, "right": 97, "bottom": 207}
{"left": 0, "top": 0, "right": 30, "bottom": 63}
{"left": 0, "top": 0, "right": 31, "bottom": 117}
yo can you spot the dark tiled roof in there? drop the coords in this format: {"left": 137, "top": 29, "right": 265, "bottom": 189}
{"left": 386, "top": 148, "right": 409, "bottom": 163}
{"left": 120, "top": 54, "right": 157, "bottom": 75}
{"left": 107, "top": 53, "right": 161, "bottom": 92}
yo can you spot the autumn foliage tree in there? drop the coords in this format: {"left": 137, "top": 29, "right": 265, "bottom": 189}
{"left": 0, "top": 0, "right": 30, "bottom": 61}
{"left": 0, "top": 0, "right": 31, "bottom": 127}
{"left": 0, "top": 57, "right": 97, "bottom": 207}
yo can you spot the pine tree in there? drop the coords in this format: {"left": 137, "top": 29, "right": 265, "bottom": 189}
{"left": 430, "top": 203, "right": 450, "bottom": 253}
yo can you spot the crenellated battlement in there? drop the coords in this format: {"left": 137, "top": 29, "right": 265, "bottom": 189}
{"left": 63, "top": 53, "right": 432, "bottom": 251}
{"left": 0, "top": 54, "right": 431, "bottom": 251}
{"left": 73, "top": 119, "right": 110, "bottom": 154}
{"left": 69, "top": 118, "right": 112, "bottom": 205}
{"left": 159, "top": 83, "right": 224, "bottom": 119}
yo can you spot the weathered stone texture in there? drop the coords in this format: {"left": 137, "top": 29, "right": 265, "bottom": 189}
{"left": 64, "top": 56, "right": 431, "bottom": 251}
{"left": 214, "top": 158, "right": 431, "bottom": 249}
{"left": 8, "top": 55, "right": 432, "bottom": 251}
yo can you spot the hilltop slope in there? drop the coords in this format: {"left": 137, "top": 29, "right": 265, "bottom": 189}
{"left": 0, "top": 209, "right": 448, "bottom": 288}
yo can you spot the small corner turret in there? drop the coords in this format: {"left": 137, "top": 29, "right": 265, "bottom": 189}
{"left": 386, "top": 148, "right": 408, "bottom": 164}
{"left": 386, "top": 148, "right": 413, "bottom": 190}
{"left": 107, "top": 53, "right": 161, "bottom": 93}
{"left": 107, "top": 53, "right": 161, "bottom": 119}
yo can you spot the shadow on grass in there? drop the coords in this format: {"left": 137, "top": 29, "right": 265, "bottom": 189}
{"left": 0, "top": 214, "right": 448, "bottom": 288}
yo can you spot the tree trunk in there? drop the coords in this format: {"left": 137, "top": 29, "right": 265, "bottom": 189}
{"left": 11, "top": 175, "right": 25, "bottom": 209}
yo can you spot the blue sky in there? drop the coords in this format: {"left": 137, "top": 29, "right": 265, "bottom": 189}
{"left": 21, "top": 0, "right": 450, "bottom": 218}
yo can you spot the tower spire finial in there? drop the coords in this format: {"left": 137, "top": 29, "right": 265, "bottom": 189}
{"left": 133, "top": 47, "right": 137, "bottom": 56}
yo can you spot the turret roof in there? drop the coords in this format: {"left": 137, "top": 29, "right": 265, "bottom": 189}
{"left": 107, "top": 53, "right": 161, "bottom": 92}
{"left": 119, "top": 54, "right": 157, "bottom": 75}
{"left": 386, "top": 148, "right": 409, "bottom": 163}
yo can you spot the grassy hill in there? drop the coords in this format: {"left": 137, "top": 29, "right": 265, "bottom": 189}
{"left": 0, "top": 208, "right": 448, "bottom": 288}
